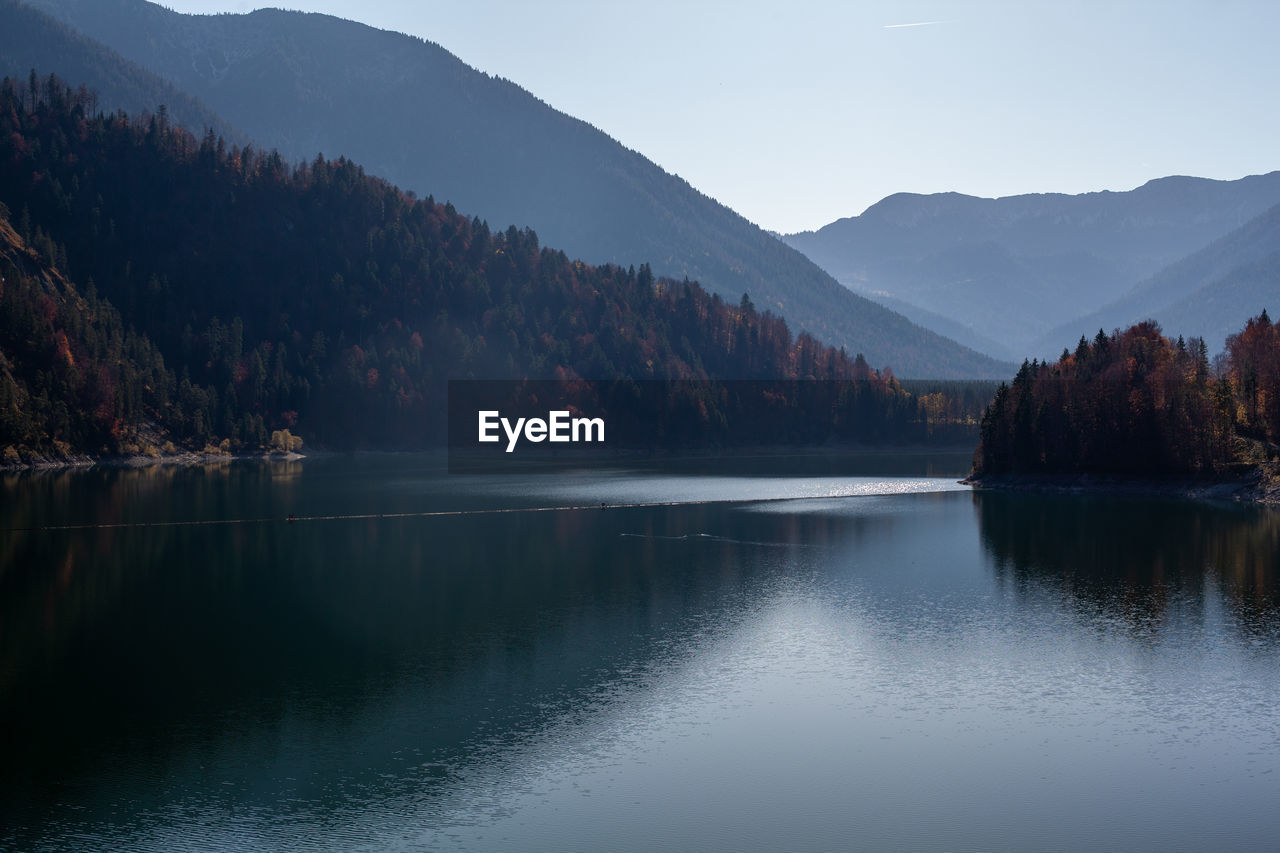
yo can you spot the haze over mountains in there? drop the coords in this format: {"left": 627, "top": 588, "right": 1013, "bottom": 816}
{"left": 1036, "top": 202, "right": 1280, "bottom": 356}
{"left": 0, "top": 0, "right": 242, "bottom": 144}
{"left": 785, "top": 175, "right": 1280, "bottom": 360}
{"left": 13, "top": 0, "right": 1010, "bottom": 378}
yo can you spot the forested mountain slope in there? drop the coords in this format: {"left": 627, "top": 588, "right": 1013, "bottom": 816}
{"left": 20, "top": 0, "right": 1010, "bottom": 378}
{"left": 0, "top": 202, "right": 193, "bottom": 461}
{"left": 2, "top": 78, "right": 968, "bottom": 459}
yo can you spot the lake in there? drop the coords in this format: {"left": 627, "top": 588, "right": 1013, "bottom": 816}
{"left": 3, "top": 452, "right": 1279, "bottom": 851}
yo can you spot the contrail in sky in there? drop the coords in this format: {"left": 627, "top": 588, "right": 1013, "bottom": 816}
{"left": 883, "top": 20, "right": 946, "bottom": 28}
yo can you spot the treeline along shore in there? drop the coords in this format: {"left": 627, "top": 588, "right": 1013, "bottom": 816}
{"left": 965, "top": 314, "right": 1280, "bottom": 503}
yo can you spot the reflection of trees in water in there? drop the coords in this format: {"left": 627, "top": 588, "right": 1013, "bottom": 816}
{"left": 975, "top": 490, "right": 1280, "bottom": 640}
{"left": 0, "top": 468, "right": 802, "bottom": 833}
{"left": 0, "top": 461, "right": 302, "bottom": 700}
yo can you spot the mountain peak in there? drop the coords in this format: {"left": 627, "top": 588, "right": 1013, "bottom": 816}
{"left": 859, "top": 191, "right": 980, "bottom": 226}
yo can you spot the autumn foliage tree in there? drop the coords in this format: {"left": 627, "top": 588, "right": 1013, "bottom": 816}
{"left": 1224, "top": 310, "right": 1280, "bottom": 444}
{"left": 974, "top": 315, "right": 1280, "bottom": 477}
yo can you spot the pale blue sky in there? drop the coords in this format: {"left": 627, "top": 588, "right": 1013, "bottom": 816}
{"left": 158, "top": 0, "right": 1280, "bottom": 233}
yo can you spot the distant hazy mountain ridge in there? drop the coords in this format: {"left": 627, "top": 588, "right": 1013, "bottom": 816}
{"left": 785, "top": 174, "right": 1280, "bottom": 360}
{"left": 1036, "top": 202, "right": 1280, "bottom": 355}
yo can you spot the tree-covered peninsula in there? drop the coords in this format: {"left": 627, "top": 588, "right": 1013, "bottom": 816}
{"left": 970, "top": 314, "right": 1280, "bottom": 496}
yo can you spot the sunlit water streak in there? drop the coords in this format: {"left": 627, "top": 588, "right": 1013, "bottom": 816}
{"left": 470, "top": 471, "right": 968, "bottom": 506}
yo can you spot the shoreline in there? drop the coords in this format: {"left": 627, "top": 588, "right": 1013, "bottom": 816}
{"left": 962, "top": 469, "right": 1280, "bottom": 505}
{"left": 3, "top": 442, "right": 976, "bottom": 474}
{"left": 1, "top": 449, "right": 307, "bottom": 473}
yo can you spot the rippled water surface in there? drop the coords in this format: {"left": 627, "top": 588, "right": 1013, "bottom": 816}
{"left": 3, "top": 452, "right": 1279, "bottom": 851}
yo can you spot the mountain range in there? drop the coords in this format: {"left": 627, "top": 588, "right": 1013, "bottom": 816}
{"left": 1035, "top": 202, "right": 1280, "bottom": 356}
{"left": 784, "top": 175, "right": 1280, "bottom": 360}
{"left": 10, "top": 0, "right": 1011, "bottom": 379}
{"left": 6, "top": 0, "right": 1272, "bottom": 380}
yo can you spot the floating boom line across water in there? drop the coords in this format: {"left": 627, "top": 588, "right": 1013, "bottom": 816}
{"left": 4, "top": 482, "right": 968, "bottom": 533}
{"left": 1, "top": 495, "right": 857, "bottom": 533}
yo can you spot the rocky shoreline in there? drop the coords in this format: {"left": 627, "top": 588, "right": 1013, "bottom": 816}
{"left": 1, "top": 449, "right": 305, "bottom": 473}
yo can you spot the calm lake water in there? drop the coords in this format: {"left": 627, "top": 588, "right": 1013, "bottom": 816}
{"left": 3, "top": 452, "right": 1279, "bottom": 851}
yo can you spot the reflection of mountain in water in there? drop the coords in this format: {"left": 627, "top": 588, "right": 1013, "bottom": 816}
{"left": 974, "top": 490, "right": 1280, "bottom": 640}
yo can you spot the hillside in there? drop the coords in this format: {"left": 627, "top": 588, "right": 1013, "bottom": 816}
{"left": 0, "top": 202, "right": 195, "bottom": 462}
{"left": 784, "top": 174, "right": 1280, "bottom": 358}
{"left": 1034, "top": 203, "right": 1280, "bottom": 356}
{"left": 19, "top": 0, "right": 1009, "bottom": 379}
{"left": 0, "top": 0, "right": 241, "bottom": 143}
{"left": 1, "top": 77, "right": 988, "bottom": 460}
